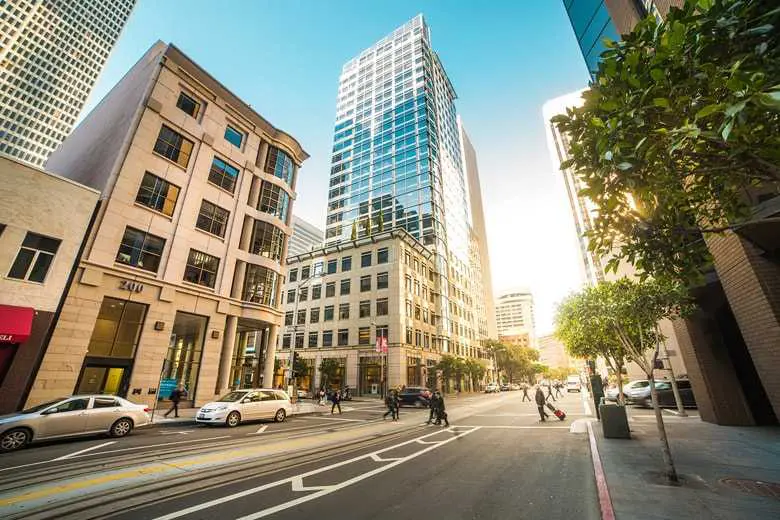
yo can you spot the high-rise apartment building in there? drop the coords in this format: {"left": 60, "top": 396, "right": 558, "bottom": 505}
{"left": 323, "top": 14, "right": 492, "bottom": 362}
{"left": 495, "top": 290, "right": 536, "bottom": 348}
{"left": 25, "top": 42, "right": 307, "bottom": 408}
{"left": 0, "top": 0, "right": 136, "bottom": 167}
{"left": 287, "top": 216, "right": 324, "bottom": 258}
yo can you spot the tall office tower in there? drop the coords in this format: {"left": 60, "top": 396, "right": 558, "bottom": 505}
{"left": 495, "top": 289, "right": 536, "bottom": 348}
{"left": 325, "top": 15, "right": 489, "bottom": 358}
{"left": 287, "top": 216, "right": 325, "bottom": 258}
{"left": 0, "top": 0, "right": 136, "bottom": 167}
{"left": 543, "top": 90, "right": 604, "bottom": 286}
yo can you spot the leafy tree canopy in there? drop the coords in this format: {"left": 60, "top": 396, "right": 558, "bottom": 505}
{"left": 553, "top": 0, "right": 780, "bottom": 285}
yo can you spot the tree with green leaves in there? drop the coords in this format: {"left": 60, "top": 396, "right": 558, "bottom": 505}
{"left": 552, "top": 0, "right": 780, "bottom": 285}
{"left": 318, "top": 358, "right": 341, "bottom": 390}
{"left": 464, "top": 358, "right": 487, "bottom": 391}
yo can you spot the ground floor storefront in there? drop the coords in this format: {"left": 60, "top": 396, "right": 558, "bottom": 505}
{"left": 26, "top": 265, "right": 282, "bottom": 409}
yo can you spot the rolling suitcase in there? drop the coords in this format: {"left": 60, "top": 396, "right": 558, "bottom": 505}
{"left": 546, "top": 402, "right": 566, "bottom": 421}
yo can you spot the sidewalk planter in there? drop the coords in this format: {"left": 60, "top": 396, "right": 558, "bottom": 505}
{"left": 599, "top": 403, "right": 631, "bottom": 439}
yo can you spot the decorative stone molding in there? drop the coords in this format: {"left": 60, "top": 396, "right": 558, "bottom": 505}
{"left": 80, "top": 267, "right": 102, "bottom": 287}
{"left": 202, "top": 132, "right": 214, "bottom": 146}
{"left": 147, "top": 97, "right": 163, "bottom": 113}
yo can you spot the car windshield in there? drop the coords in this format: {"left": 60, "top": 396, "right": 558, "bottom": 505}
{"left": 217, "top": 391, "right": 248, "bottom": 402}
{"left": 21, "top": 398, "right": 68, "bottom": 414}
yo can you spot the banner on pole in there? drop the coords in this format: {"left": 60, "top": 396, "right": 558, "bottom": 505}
{"left": 375, "top": 336, "right": 388, "bottom": 353}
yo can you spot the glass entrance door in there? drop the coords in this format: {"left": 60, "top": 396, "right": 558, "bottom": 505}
{"left": 76, "top": 363, "right": 130, "bottom": 396}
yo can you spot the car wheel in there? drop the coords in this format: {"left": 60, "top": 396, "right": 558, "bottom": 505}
{"left": 274, "top": 409, "right": 286, "bottom": 423}
{"left": 1, "top": 428, "right": 31, "bottom": 452}
{"left": 226, "top": 411, "right": 241, "bottom": 427}
{"left": 110, "top": 418, "right": 133, "bottom": 438}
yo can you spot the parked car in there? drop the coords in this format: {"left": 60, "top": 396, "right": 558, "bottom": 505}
{"left": 606, "top": 380, "right": 647, "bottom": 402}
{"left": 0, "top": 395, "right": 151, "bottom": 452}
{"left": 635, "top": 380, "right": 697, "bottom": 409}
{"left": 510, "top": 383, "right": 521, "bottom": 391}
{"left": 485, "top": 383, "right": 500, "bottom": 393}
{"left": 196, "top": 389, "right": 292, "bottom": 427}
{"left": 624, "top": 379, "right": 686, "bottom": 405}
{"left": 397, "top": 387, "right": 431, "bottom": 407}
{"left": 500, "top": 383, "right": 511, "bottom": 392}
{"left": 566, "top": 375, "right": 582, "bottom": 393}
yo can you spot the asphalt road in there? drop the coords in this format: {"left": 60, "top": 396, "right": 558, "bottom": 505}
{"left": 0, "top": 391, "right": 600, "bottom": 520}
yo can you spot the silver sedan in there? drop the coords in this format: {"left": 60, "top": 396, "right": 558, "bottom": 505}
{"left": 0, "top": 395, "right": 151, "bottom": 452}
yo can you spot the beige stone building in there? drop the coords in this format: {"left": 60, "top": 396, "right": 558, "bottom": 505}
{"left": 26, "top": 42, "right": 307, "bottom": 408}
{"left": 279, "top": 230, "right": 492, "bottom": 395}
{"left": 0, "top": 156, "right": 99, "bottom": 413}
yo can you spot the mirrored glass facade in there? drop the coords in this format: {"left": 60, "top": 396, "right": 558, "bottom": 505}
{"left": 563, "top": 0, "right": 621, "bottom": 74}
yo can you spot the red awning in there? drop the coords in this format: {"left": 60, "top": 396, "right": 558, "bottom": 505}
{"left": 0, "top": 305, "right": 35, "bottom": 344}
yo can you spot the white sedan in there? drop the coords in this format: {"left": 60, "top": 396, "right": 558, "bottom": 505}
{"left": 196, "top": 389, "right": 292, "bottom": 427}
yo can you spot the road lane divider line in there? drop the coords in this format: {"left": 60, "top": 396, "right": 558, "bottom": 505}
{"left": 152, "top": 427, "right": 481, "bottom": 520}
{"left": 298, "top": 416, "right": 367, "bottom": 422}
{"left": 453, "top": 425, "right": 570, "bottom": 429}
{"left": 290, "top": 477, "right": 331, "bottom": 492}
{"left": 586, "top": 420, "right": 616, "bottom": 520}
{"left": 52, "top": 441, "right": 117, "bottom": 461}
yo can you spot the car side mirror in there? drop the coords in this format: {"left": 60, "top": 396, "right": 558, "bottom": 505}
{"left": 41, "top": 408, "right": 58, "bottom": 415}
{"left": 242, "top": 398, "right": 252, "bottom": 403}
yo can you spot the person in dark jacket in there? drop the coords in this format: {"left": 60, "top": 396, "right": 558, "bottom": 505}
{"left": 545, "top": 381, "right": 556, "bottom": 402}
{"left": 521, "top": 383, "right": 532, "bottom": 402}
{"left": 433, "top": 391, "right": 449, "bottom": 427}
{"left": 535, "top": 386, "right": 550, "bottom": 421}
{"left": 383, "top": 390, "right": 397, "bottom": 420}
{"left": 331, "top": 389, "right": 342, "bottom": 414}
{"left": 164, "top": 384, "right": 186, "bottom": 418}
{"left": 426, "top": 392, "right": 439, "bottom": 424}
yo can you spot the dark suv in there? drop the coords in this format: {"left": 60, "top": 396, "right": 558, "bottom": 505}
{"left": 397, "top": 387, "right": 432, "bottom": 408}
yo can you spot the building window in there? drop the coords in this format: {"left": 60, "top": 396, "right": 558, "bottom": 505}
{"left": 322, "top": 330, "right": 333, "bottom": 347}
{"left": 406, "top": 327, "right": 413, "bottom": 344}
{"left": 297, "top": 310, "right": 306, "bottom": 325}
{"left": 299, "top": 287, "right": 308, "bottom": 301}
{"left": 135, "top": 172, "right": 179, "bottom": 216}
{"left": 284, "top": 312, "right": 293, "bottom": 326}
{"left": 86, "top": 297, "right": 147, "bottom": 358}
{"left": 415, "top": 330, "right": 422, "bottom": 347}
{"left": 361, "top": 251, "right": 372, "bottom": 267}
{"left": 153, "top": 125, "right": 193, "bottom": 168}
{"left": 342, "top": 256, "right": 352, "bottom": 271}
{"left": 405, "top": 300, "right": 413, "bottom": 316}
{"left": 176, "top": 91, "right": 201, "bottom": 118}
{"left": 310, "top": 307, "right": 320, "bottom": 323}
{"left": 208, "top": 156, "right": 240, "bottom": 193}
{"left": 338, "top": 329, "right": 349, "bottom": 346}
{"left": 242, "top": 263, "right": 279, "bottom": 306}
{"left": 339, "top": 303, "right": 350, "bottom": 320}
{"left": 415, "top": 305, "right": 421, "bottom": 320}
{"left": 376, "top": 298, "right": 388, "bottom": 316}
{"left": 115, "top": 227, "right": 165, "bottom": 273}
{"left": 301, "top": 266, "right": 311, "bottom": 279}
{"left": 359, "top": 300, "right": 370, "bottom": 318}
{"left": 295, "top": 332, "right": 304, "bottom": 349}
{"left": 327, "top": 259, "right": 337, "bottom": 274}
{"left": 324, "top": 305, "right": 334, "bottom": 321}
{"left": 312, "top": 285, "right": 322, "bottom": 299}
{"left": 183, "top": 249, "right": 219, "bottom": 288}
{"left": 358, "top": 327, "right": 370, "bottom": 345}
{"left": 265, "top": 146, "right": 295, "bottom": 185}
{"left": 360, "top": 275, "right": 371, "bottom": 292}
{"left": 249, "top": 220, "right": 285, "bottom": 261}
{"left": 325, "top": 282, "right": 336, "bottom": 297}
{"left": 308, "top": 332, "right": 318, "bottom": 348}
{"left": 289, "top": 268, "right": 298, "bottom": 282}
{"left": 287, "top": 289, "right": 295, "bottom": 302}
{"left": 376, "top": 326, "right": 388, "bottom": 343}
{"left": 340, "top": 279, "right": 351, "bottom": 295}
{"left": 423, "top": 309, "right": 429, "bottom": 323}
{"left": 313, "top": 262, "right": 323, "bottom": 276}
{"left": 377, "top": 272, "right": 388, "bottom": 289}
{"left": 282, "top": 335, "right": 291, "bottom": 348}
{"left": 224, "top": 125, "right": 244, "bottom": 148}
{"left": 7, "top": 232, "right": 61, "bottom": 283}
{"left": 377, "top": 247, "right": 389, "bottom": 264}
{"left": 257, "top": 181, "right": 290, "bottom": 222}
{"left": 196, "top": 200, "right": 230, "bottom": 238}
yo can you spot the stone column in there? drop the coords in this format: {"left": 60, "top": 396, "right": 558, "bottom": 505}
{"left": 256, "top": 141, "right": 270, "bottom": 171}
{"left": 248, "top": 175, "right": 262, "bottom": 210}
{"left": 313, "top": 352, "right": 322, "bottom": 389}
{"left": 239, "top": 215, "right": 253, "bottom": 251}
{"left": 262, "top": 324, "right": 279, "bottom": 388}
{"left": 215, "top": 315, "right": 238, "bottom": 396}
{"left": 232, "top": 260, "right": 247, "bottom": 299}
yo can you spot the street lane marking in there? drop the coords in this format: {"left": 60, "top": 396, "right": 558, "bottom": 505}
{"left": 152, "top": 427, "right": 480, "bottom": 520}
{"left": 587, "top": 420, "right": 616, "bottom": 520}
{"left": 453, "top": 425, "right": 570, "bottom": 429}
{"left": 249, "top": 426, "right": 268, "bottom": 435}
{"left": 53, "top": 441, "right": 116, "bottom": 461}
{"left": 160, "top": 431, "right": 193, "bottom": 435}
{"left": 298, "top": 416, "right": 367, "bottom": 422}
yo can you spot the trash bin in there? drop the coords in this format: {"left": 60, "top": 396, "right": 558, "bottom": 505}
{"left": 599, "top": 403, "right": 631, "bottom": 439}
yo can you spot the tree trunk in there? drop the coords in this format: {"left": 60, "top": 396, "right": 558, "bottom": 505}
{"left": 648, "top": 372, "right": 679, "bottom": 483}
{"left": 616, "top": 359, "right": 625, "bottom": 405}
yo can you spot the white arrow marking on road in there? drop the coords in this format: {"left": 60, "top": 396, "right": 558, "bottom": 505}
{"left": 160, "top": 430, "right": 192, "bottom": 435}
{"left": 53, "top": 441, "right": 116, "bottom": 461}
{"left": 248, "top": 425, "right": 268, "bottom": 435}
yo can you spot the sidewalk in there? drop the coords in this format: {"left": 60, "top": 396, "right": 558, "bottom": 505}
{"left": 592, "top": 412, "right": 780, "bottom": 519}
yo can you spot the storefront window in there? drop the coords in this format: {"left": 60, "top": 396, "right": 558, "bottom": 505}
{"left": 159, "top": 312, "right": 207, "bottom": 401}
{"left": 86, "top": 297, "right": 147, "bottom": 358}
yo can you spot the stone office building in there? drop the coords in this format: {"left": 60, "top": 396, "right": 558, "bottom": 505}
{"left": 26, "top": 42, "right": 307, "bottom": 408}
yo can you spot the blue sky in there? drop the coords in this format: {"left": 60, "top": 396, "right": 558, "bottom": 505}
{"left": 83, "top": 0, "right": 591, "bottom": 334}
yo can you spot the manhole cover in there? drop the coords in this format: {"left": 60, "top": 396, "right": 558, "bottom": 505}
{"left": 719, "top": 478, "right": 780, "bottom": 499}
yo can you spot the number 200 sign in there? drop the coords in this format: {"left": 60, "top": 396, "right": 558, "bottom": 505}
{"left": 119, "top": 280, "right": 144, "bottom": 293}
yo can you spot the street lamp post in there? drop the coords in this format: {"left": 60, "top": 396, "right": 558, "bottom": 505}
{"left": 371, "top": 320, "right": 387, "bottom": 398}
{"left": 286, "top": 272, "right": 322, "bottom": 403}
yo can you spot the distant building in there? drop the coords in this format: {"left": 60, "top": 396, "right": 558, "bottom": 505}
{"left": 0, "top": 0, "right": 137, "bottom": 167}
{"left": 0, "top": 156, "right": 99, "bottom": 413}
{"left": 287, "top": 216, "right": 324, "bottom": 258}
{"left": 495, "top": 290, "right": 536, "bottom": 348}
{"left": 537, "top": 334, "right": 576, "bottom": 370}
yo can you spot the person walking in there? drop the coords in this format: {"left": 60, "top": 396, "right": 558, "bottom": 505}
{"left": 164, "top": 384, "right": 186, "bottom": 418}
{"left": 545, "top": 380, "right": 556, "bottom": 402}
{"left": 521, "top": 383, "right": 532, "bottom": 402}
{"left": 433, "top": 391, "right": 449, "bottom": 427}
{"left": 426, "top": 391, "right": 440, "bottom": 424}
{"left": 318, "top": 388, "right": 326, "bottom": 406}
{"left": 535, "top": 385, "right": 550, "bottom": 422}
{"left": 554, "top": 380, "right": 564, "bottom": 398}
{"left": 330, "top": 389, "right": 342, "bottom": 414}
{"left": 383, "top": 390, "right": 396, "bottom": 420}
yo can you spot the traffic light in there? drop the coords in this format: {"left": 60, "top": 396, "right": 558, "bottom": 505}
{"left": 291, "top": 351, "right": 300, "bottom": 377}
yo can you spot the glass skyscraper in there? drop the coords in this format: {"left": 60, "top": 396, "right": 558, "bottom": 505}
{"left": 562, "top": 0, "right": 621, "bottom": 74}
{"left": 325, "top": 15, "right": 488, "bottom": 356}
